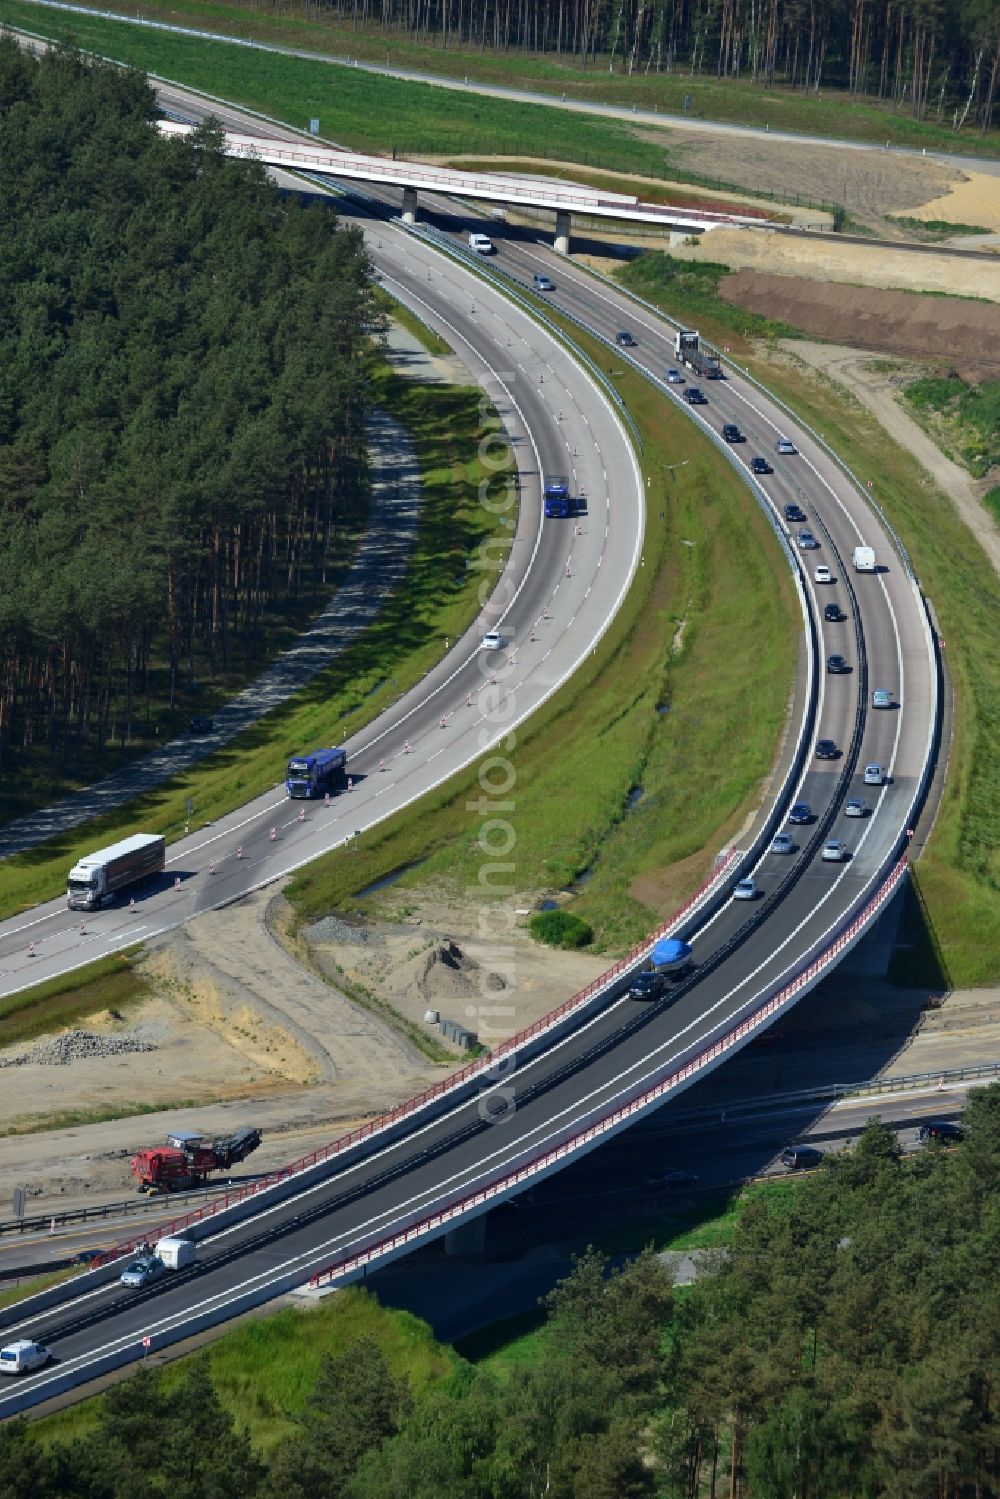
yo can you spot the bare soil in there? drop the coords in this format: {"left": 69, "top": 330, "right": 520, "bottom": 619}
{"left": 0, "top": 886, "right": 605, "bottom": 1213}
{"left": 721, "top": 269, "right": 1000, "bottom": 381}
{"left": 653, "top": 128, "right": 962, "bottom": 232}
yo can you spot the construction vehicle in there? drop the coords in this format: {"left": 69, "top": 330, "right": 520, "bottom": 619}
{"left": 674, "top": 329, "right": 723, "bottom": 380}
{"left": 131, "top": 1126, "right": 262, "bottom": 1193}
{"left": 67, "top": 833, "right": 166, "bottom": 911}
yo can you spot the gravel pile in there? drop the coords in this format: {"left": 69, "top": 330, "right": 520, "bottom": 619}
{"left": 307, "top": 915, "right": 370, "bottom": 946}
{"left": 0, "top": 1029, "right": 158, "bottom": 1068}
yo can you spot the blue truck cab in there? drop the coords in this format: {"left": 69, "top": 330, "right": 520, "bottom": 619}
{"left": 543, "top": 474, "right": 571, "bottom": 518}
{"left": 286, "top": 746, "right": 347, "bottom": 798}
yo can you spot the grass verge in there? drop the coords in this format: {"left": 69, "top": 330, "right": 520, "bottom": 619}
{"left": 0, "top": 949, "right": 148, "bottom": 1048}
{"left": 286, "top": 323, "right": 798, "bottom": 953}
{"left": 5, "top": 0, "right": 999, "bottom": 158}
{"left": 0, "top": 0, "right": 683, "bottom": 176}
{"left": 34, "top": 1286, "right": 460, "bottom": 1453}
{"left": 0, "top": 370, "right": 507, "bottom": 921}
{"left": 0, "top": 1099, "right": 205, "bottom": 1138}
{"left": 606, "top": 249, "right": 1000, "bottom": 984}
{"left": 0, "top": 1267, "right": 80, "bottom": 1313}
{"left": 381, "top": 298, "right": 453, "bottom": 358}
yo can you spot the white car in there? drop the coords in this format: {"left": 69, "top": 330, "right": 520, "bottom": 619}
{"left": 822, "top": 839, "right": 849, "bottom": 862}
{"left": 863, "top": 763, "right": 884, "bottom": 786}
{"left": 733, "top": 877, "right": 759, "bottom": 901}
{"left": 872, "top": 688, "right": 893, "bottom": 709}
{"left": 665, "top": 367, "right": 685, "bottom": 383}
{"left": 775, "top": 436, "right": 798, "bottom": 454}
{"left": 814, "top": 565, "right": 833, "bottom": 584}
{"left": 845, "top": 797, "right": 867, "bottom": 818}
{"left": 480, "top": 629, "right": 505, "bottom": 651}
{"left": 0, "top": 1340, "right": 52, "bottom": 1375}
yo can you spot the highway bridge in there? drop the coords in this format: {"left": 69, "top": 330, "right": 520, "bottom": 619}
{"left": 0, "top": 73, "right": 943, "bottom": 1414}
{"left": 157, "top": 118, "right": 768, "bottom": 252}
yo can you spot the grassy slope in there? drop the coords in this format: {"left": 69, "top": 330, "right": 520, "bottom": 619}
{"left": 0, "top": 0, "right": 675, "bottom": 175}
{"left": 0, "top": 949, "right": 148, "bottom": 1047}
{"left": 5, "top": 0, "right": 1000, "bottom": 157}
{"left": 0, "top": 371, "right": 506, "bottom": 920}
{"left": 35, "top": 1286, "right": 460, "bottom": 1453}
{"left": 286, "top": 344, "right": 797, "bottom": 954}
{"left": 616, "top": 257, "right": 1000, "bottom": 986}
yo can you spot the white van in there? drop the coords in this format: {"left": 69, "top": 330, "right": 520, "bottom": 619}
{"left": 468, "top": 232, "right": 495, "bottom": 255}
{"left": 0, "top": 1340, "right": 52, "bottom": 1375}
{"left": 155, "top": 1235, "right": 198, "bottom": 1270}
{"left": 853, "top": 545, "right": 876, "bottom": 572}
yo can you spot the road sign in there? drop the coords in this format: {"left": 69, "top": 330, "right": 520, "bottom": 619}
{"left": 184, "top": 796, "right": 194, "bottom": 819}
{"left": 309, "top": 118, "right": 320, "bottom": 135}
{"left": 12, "top": 1188, "right": 25, "bottom": 1219}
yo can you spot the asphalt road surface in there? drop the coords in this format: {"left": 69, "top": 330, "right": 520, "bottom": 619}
{"left": 0, "top": 76, "right": 942, "bottom": 1413}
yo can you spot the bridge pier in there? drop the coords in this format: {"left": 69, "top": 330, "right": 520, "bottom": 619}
{"left": 444, "top": 1211, "right": 487, "bottom": 1258}
{"left": 401, "top": 185, "right": 419, "bottom": 224}
{"left": 554, "top": 209, "right": 572, "bottom": 255}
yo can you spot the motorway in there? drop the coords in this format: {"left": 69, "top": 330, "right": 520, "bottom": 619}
{"left": 0, "top": 80, "right": 941, "bottom": 1412}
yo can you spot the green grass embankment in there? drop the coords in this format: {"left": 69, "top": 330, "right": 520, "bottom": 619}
{"left": 618, "top": 257, "right": 1000, "bottom": 985}
{"left": 4, "top": 0, "right": 999, "bottom": 158}
{"left": 286, "top": 328, "right": 798, "bottom": 953}
{"left": 35, "top": 1286, "right": 459, "bottom": 1453}
{"left": 0, "top": 949, "right": 149, "bottom": 1048}
{"left": 0, "top": 371, "right": 507, "bottom": 921}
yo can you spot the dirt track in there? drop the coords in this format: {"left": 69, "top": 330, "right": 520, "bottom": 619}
{"left": 775, "top": 341, "right": 1000, "bottom": 577}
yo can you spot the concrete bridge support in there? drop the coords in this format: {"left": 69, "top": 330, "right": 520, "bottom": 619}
{"left": 444, "top": 1211, "right": 488, "bottom": 1257}
{"left": 401, "top": 185, "right": 419, "bottom": 224}
{"left": 554, "top": 209, "right": 572, "bottom": 255}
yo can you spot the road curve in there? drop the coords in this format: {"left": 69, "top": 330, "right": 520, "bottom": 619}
{"left": 0, "top": 86, "right": 941, "bottom": 1416}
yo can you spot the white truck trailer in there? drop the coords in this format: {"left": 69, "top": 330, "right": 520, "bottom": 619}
{"left": 67, "top": 833, "right": 166, "bottom": 911}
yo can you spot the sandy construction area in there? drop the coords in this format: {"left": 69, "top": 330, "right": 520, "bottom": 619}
{"left": 0, "top": 887, "right": 606, "bottom": 1212}
{"left": 676, "top": 226, "right": 1000, "bottom": 301}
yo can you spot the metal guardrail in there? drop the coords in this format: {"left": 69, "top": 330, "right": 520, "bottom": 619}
{"left": 0, "top": 1184, "right": 232, "bottom": 1240}
{"left": 308, "top": 855, "right": 912, "bottom": 1288}
{"left": 405, "top": 222, "right": 644, "bottom": 453}
{"left": 664, "top": 1059, "right": 1000, "bottom": 1126}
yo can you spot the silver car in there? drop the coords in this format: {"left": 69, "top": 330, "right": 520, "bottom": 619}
{"left": 120, "top": 1256, "right": 166, "bottom": 1289}
{"left": 822, "top": 839, "right": 849, "bottom": 862}
{"left": 864, "top": 763, "right": 884, "bottom": 786}
{"left": 733, "top": 877, "right": 759, "bottom": 900}
{"left": 771, "top": 832, "right": 795, "bottom": 855}
{"left": 845, "top": 797, "right": 866, "bottom": 817}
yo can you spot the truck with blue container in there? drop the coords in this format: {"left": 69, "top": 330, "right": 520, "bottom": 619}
{"left": 285, "top": 747, "right": 347, "bottom": 799}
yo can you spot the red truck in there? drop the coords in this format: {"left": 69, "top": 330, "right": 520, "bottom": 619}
{"left": 131, "top": 1126, "right": 262, "bottom": 1192}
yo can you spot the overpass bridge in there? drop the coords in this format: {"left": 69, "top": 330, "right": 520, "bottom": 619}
{"left": 157, "top": 119, "right": 768, "bottom": 252}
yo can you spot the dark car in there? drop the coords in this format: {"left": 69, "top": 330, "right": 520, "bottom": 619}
{"left": 781, "top": 1146, "right": 823, "bottom": 1170}
{"left": 646, "top": 1169, "right": 699, "bottom": 1188}
{"left": 918, "top": 1120, "right": 963, "bottom": 1143}
{"left": 827, "top": 654, "right": 850, "bottom": 674}
{"left": 797, "top": 529, "right": 819, "bottom": 550}
{"left": 751, "top": 456, "right": 772, "bottom": 475}
{"left": 189, "top": 716, "right": 215, "bottom": 735}
{"left": 784, "top": 503, "right": 806, "bottom": 523}
{"left": 629, "top": 970, "right": 666, "bottom": 1001}
{"left": 824, "top": 602, "right": 844, "bottom": 622}
{"left": 788, "top": 802, "right": 813, "bottom": 825}
{"left": 685, "top": 386, "right": 707, "bottom": 404}
{"left": 816, "top": 738, "right": 839, "bottom": 759}
{"left": 615, "top": 330, "right": 637, "bottom": 347}
{"left": 722, "top": 423, "right": 745, "bottom": 443}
